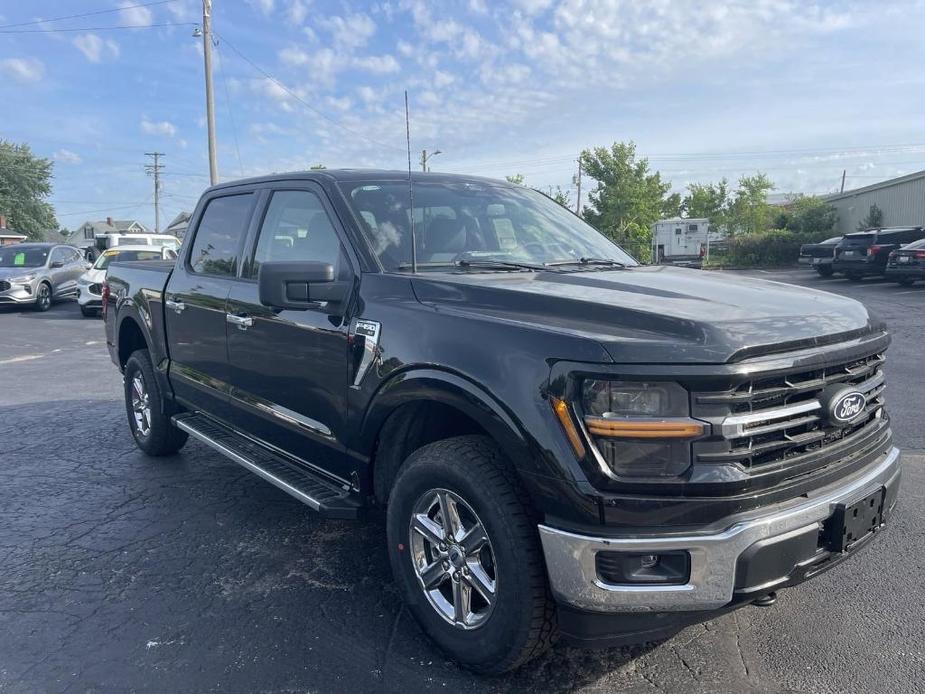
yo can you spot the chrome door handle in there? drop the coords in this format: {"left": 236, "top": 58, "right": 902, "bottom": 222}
{"left": 165, "top": 299, "right": 186, "bottom": 314}
{"left": 226, "top": 313, "right": 254, "bottom": 330}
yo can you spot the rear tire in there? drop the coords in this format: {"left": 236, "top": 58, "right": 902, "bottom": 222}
{"left": 124, "top": 349, "right": 188, "bottom": 456}
{"left": 814, "top": 265, "right": 834, "bottom": 277}
{"left": 847, "top": 272, "right": 864, "bottom": 282}
{"left": 387, "top": 435, "right": 556, "bottom": 674}
{"left": 79, "top": 305, "right": 97, "bottom": 317}
{"left": 897, "top": 278, "right": 915, "bottom": 286}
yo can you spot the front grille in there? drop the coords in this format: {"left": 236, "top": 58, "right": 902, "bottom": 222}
{"left": 693, "top": 351, "right": 887, "bottom": 472}
{"left": 0, "top": 280, "right": 10, "bottom": 292}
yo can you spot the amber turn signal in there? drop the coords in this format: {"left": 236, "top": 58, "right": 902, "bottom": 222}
{"left": 551, "top": 396, "right": 586, "bottom": 458}
{"left": 584, "top": 417, "right": 704, "bottom": 439}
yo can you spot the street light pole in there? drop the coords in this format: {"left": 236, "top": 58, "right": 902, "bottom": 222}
{"left": 202, "top": 0, "right": 218, "bottom": 185}
{"left": 421, "top": 149, "right": 442, "bottom": 172}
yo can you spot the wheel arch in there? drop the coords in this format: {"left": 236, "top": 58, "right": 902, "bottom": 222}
{"left": 361, "top": 368, "right": 535, "bottom": 505}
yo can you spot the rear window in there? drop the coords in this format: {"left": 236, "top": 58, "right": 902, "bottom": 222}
{"left": 901, "top": 238, "right": 925, "bottom": 250}
{"left": 841, "top": 233, "right": 875, "bottom": 245}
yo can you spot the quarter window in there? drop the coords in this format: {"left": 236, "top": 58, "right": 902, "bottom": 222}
{"left": 249, "top": 190, "right": 344, "bottom": 279}
{"left": 189, "top": 194, "right": 253, "bottom": 276}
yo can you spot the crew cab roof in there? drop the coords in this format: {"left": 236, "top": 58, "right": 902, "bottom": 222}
{"left": 205, "top": 169, "right": 510, "bottom": 193}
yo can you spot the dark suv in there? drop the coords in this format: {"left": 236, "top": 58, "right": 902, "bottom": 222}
{"left": 102, "top": 170, "right": 901, "bottom": 673}
{"left": 833, "top": 226, "right": 925, "bottom": 280}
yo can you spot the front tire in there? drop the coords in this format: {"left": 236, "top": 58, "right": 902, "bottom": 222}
{"left": 33, "top": 282, "right": 52, "bottom": 312}
{"left": 814, "top": 265, "right": 834, "bottom": 277}
{"left": 897, "top": 277, "right": 915, "bottom": 286}
{"left": 124, "top": 349, "right": 188, "bottom": 456}
{"left": 387, "top": 436, "right": 556, "bottom": 674}
{"left": 80, "top": 305, "right": 97, "bottom": 317}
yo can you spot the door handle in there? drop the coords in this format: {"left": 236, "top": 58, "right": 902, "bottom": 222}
{"left": 166, "top": 299, "right": 186, "bottom": 314}
{"left": 226, "top": 313, "right": 254, "bottom": 330}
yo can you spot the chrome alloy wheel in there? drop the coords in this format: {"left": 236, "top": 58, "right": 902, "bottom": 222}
{"left": 409, "top": 488, "right": 497, "bottom": 630}
{"left": 131, "top": 373, "right": 152, "bottom": 438}
{"left": 36, "top": 284, "right": 51, "bottom": 310}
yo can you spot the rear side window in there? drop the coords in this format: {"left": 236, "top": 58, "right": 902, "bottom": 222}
{"left": 189, "top": 194, "right": 253, "bottom": 276}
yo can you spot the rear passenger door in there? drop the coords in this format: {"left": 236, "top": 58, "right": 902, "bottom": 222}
{"left": 165, "top": 191, "right": 256, "bottom": 419}
{"left": 224, "top": 184, "right": 355, "bottom": 481}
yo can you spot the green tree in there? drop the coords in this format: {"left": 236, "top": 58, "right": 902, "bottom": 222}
{"left": 578, "top": 141, "right": 672, "bottom": 260}
{"left": 726, "top": 173, "right": 774, "bottom": 235}
{"left": 0, "top": 140, "right": 58, "bottom": 239}
{"left": 858, "top": 203, "right": 883, "bottom": 230}
{"left": 775, "top": 195, "right": 838, "bottom": 235}
{"left": 505, "top": 173, "right": 525, "bottom": 186}
{"left": 309, "top": 163, "right": 327, "bottom": 170}
{"left": 683, "top": 178, "right": 730, "bottom": 229}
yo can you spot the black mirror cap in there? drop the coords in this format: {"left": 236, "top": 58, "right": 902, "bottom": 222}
{"left": 258, "top": 260, "right": 349, "bottom": 311}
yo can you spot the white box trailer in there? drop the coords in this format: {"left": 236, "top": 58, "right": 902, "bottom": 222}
{"left": 651, "top": 217, "right": 722, "bottom": 266}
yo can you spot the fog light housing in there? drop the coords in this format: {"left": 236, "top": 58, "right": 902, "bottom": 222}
{"left": 595, "top": 550, "right": 691, "bottom": 585}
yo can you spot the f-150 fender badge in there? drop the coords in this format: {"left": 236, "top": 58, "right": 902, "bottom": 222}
{"left": 350, "top": 319, "right": 381, "bottom": 388}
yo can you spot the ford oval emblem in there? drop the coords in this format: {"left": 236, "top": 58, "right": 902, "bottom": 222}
{"left": 831, "top": 390, "right": 866, "bottom": 424}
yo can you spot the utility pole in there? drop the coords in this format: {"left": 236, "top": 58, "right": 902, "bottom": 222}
{"left": 202, "top": 0, "right": 218, "bottom": 185}
{"left": 840, "top": 169, "right": 846, "bottom": 194}
{"left": 145, "top": 152, "right": 165, "bottom": 233}
{"left": 420, "top": 149, "right": 442, "bottom": 172}
{"left": 573, "top": 158, "right": 582, "bottom": 216}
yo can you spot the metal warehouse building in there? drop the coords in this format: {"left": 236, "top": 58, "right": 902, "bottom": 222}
{"left": 825, "top": 169, "right": 925, "bottom": 235}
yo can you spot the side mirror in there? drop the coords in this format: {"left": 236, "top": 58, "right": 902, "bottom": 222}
{"left": 50, "top": 260, "right": 64, "bottom": 269}
{"left": 258, "top": 261, "right": 350, "bottom": 311}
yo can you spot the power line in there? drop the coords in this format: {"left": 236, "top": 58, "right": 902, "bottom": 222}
{"left": 0, "top": 0, "right": 177, "bottom": 29}
{"left": 0, "top": 22, "right": 196, "bottom": 34}
{"left": 215, "top": 44, "right": 244, "bottom": 177}
{"left": 214, "top": 31, "right": 405, "bottom": 153}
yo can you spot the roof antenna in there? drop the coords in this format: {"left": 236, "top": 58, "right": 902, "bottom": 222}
{"left": 404, "top": 90, "right": 417, "bottom": 274}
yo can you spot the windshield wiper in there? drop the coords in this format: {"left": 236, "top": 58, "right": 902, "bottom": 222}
{"left": 455, "top": 258, "right": 547, "bottom": 272}
{"left": 544, "top": 257, "right": 629, "bottom": 268}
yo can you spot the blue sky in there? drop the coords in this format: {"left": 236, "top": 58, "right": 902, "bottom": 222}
{"left": 2, "top": 0, "right": 925, "bottom": 231}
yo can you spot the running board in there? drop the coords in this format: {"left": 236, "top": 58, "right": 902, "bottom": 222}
{"left": 173, "top": 412, "right": 362, "bottom": 520}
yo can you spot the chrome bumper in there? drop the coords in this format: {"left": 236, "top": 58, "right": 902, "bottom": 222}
{"left": 539, "top": 446, "right": 902, "bottom": 612}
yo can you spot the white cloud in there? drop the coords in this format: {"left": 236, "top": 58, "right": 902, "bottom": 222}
{"left": 141, "top": 118, "right": 178, "bottom": 137}
{"left": 396, "top": 40, "right": 414, "bottom": 57}
{"left": 119, "top": 0, "right": 153, "bottom": 26}
{"left": 513, "top": 0, "right": 553, "bottom": 14}
{"left": 0, "top": 57, "right": 44, "bottom": 83}
{"left": 353, "top": 54, "right": 400, "bottom": 74}
{"left": 433, "top": 70, "right": 456, "bottom": 88}
{"left": 166, "top": 0, "right": 197, "bottom": 21}
{"left": 325, "top": 95, "right": 353, "bottom": 111}
{"left": 279, "top": 46, "right": 309, "bottom": 66}
{"left": 287, "top": 0, "right": 308, "bottom": 24}
{"left": 251, "top": 77, "right": 295, "bottom": 112}
{"left": 73, "top": 34, "right": 119, "bottom": 63}
{"left": 247, "top": 0, "right": 275, "bottom": 14}
{"left": 53, "top": 149, "right": 82, "bottom": 164}
{"left": 468, "top": 0, "right": 488, "bottom": 13}
{"left": 280, "top": 46, "right": 339, "bottom": 85}
{"left": 319, "top": 12, "right": 376, "bottom": 51}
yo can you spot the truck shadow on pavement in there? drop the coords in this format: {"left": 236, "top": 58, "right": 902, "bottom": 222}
{"left": 0, "top": 398, "right": 663, "bottom": 694}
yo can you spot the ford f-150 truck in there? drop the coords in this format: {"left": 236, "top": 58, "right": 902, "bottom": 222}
{"left": 104, "top": 170, "right": 901, "bottom": 674}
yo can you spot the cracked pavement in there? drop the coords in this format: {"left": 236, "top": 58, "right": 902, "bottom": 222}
{"left": 1, "top": 270, "right": 923, "bottom": 693}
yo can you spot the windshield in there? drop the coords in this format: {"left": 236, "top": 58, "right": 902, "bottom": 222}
{"left": 0, "top": 247, "right": 49, "bottom": 268}
{"left": 93, "top": 249, "right": 165, "bottom": 270}
{"left": 340, "top": 180, "right": 637, "bottom": 271}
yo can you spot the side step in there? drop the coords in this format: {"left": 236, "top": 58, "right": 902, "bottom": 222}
{"left": 173, "top": 412, "right": 362, "bottom": 520}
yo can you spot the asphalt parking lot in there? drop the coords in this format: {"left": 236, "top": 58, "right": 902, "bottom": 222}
{"left": 1, "top": 269, "right": 922, "bottom": 694}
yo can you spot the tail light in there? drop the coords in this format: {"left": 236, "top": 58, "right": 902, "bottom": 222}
{"left": 699, "top": 244, "right": 705, "bottom": 258}
{"left": 914, "top": 251, "right": 925, "bottom": 260}
{"left": 101, "top": 281, "right": 110, "bottom": 318}
{"left": 867, "top": 245, "right": 884, "bottom": 256}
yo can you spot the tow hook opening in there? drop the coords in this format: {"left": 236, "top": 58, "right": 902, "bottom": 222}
{"left": 752, "top": 591, "right": 777, "bottom": 607}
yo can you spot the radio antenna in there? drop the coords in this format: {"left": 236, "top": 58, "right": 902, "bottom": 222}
{"left": 404, "top": 90, "right": 417, "bottom": 274}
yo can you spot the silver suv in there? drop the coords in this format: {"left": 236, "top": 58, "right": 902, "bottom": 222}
{"left": 0, "top": 243, "right": 89, "bottom": 312}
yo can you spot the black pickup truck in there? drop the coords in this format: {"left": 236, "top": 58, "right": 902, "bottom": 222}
{"left": 104, "top": 170, "right": 901, "bottom": 673}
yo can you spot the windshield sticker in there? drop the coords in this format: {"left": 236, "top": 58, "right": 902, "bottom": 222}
{"left": 13, "top": 252, "right": 25, "bottom": 266}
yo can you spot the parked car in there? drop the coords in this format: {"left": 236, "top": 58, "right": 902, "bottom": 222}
{"left": 832, "top": 226, "right": 925, "bottom": 280}
{"left": 103, "top": 170, "right": 900, "bottom": 673}
{"left": 78, "top": 245, "right": 177, "bottom": 317}
{"left": 0, "top": 242, "right": 89, "bottom": 311}
{"left": 885, "top": 238, "right": 925, "bottom": 286}
{"left": 799, "top": 236, "right": 841, "bottom": 276}
{"left": 84, "top": 233, "right": 181, "bottom": 262}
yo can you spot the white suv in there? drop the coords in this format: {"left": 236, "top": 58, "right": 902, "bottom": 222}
{"left": 77, "top": 245, "right": 176, "bottom": 317}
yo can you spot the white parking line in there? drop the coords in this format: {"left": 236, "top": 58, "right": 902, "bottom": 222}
{"left": 0, "top": 354, "right": 45, "bottom": 365}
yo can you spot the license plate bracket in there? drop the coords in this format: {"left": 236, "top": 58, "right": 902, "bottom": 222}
{"left": 823, "top": 487, "right": 886, "bottom": 553}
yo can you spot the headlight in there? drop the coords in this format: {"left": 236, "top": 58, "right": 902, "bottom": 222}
{"left": 8, "top": 274, "right": 36, "bottom": 284}
{"left": 576, "top": 379, "right": 704, "bottom": 480}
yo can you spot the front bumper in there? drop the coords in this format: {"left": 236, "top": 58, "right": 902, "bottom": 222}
{"left": 77, "top": 285, "right": 102, "bottom": 307}
{"left": 539, "top": 446, "right": 901, "bottom": 613}
{"left": 0, "top": 279, "right": 38, "bottom": 304}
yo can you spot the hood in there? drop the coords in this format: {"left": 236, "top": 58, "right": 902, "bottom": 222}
{"left": 0, "top": 266, "right": 44, "bottom": 280}
{"left": 411, "top": 266, "right": 879, "bottom": 364}
{"left": 80, "top": 268, "right": 106, "bottom": 283}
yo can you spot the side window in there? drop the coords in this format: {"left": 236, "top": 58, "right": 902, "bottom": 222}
{"left": 249, "top": 190, "right": 344, "bottom": 279}
{"left": 66, "top": 248, "right": 81, "bottom": 263}
{"left": 189, "top": 194, "right": 253, "bottom": 276}
{"left": 49, "top": 247, "right": 67, "bottom": 265}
